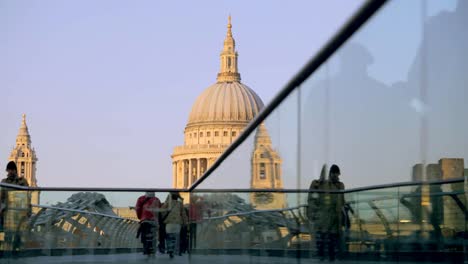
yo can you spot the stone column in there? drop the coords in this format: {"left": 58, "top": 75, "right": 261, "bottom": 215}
{"left": 182, "top": 160, "right": 187, "bottom": 188}
{"left": 172, "top": 162, "right": 177, "bottom": 188}
{"left": 188, "top": 159, "right": 192, "bottom": 186}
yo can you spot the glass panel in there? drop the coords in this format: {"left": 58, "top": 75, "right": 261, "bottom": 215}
{"left": 190, "top": 190, "right": 314, "bottom": 257}
{"left": 190, "top": 0, "right": 467, "bottom": 262}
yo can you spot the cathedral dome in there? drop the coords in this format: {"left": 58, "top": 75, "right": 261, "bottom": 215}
{"left": 187, "top": 16, "right": 264, "bottom": 127}
{"left": 187, "top": 82, "right": 264, "bottom": 126}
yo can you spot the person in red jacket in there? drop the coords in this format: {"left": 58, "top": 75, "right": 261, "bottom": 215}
{"left": 135, "top": 192, "right": 161, "bottom": 256}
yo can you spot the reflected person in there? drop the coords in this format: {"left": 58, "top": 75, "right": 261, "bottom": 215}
{"left": 307, "top": 164, "right": 327, "bottom": 251}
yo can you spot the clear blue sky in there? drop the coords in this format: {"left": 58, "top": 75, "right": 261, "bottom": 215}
{"left": 1, "top": 0, "right": 365, "bottom": 188}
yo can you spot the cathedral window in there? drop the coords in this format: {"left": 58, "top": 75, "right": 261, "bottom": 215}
{"left": 22, "top": 152, "right": 25, "bottom": 157}
{"left": 232, "top": 131, "right": 236, "bottom": 137}
{"left": 259, "top": 163, "right": 266, "bottom": 179}
{"left": 207, "top": 132, "right": 211, "bottom": 137}
{"left": 200, "top": 132, "right": 203, "bottom": 137}
{"left": 215, "top": 131, "right": 219, "bottom": 137}
{"left": 193, "top": 132, "right": 197, "bottom": 137}
{"left": 223, "top": 131, "right": 228, "bottom": 136}
{"left": 228, "top": 57, "right": 231, "bottom": 67}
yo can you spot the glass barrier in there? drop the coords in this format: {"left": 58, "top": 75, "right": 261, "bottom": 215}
{"left": 0, "top": 182, "right": 464, "bottom": 262}
{"left": 0, "top": 188, "right": 190, "bottom": 261}
{"left": 191, "top": 180, "right": 465, "bottom": 262}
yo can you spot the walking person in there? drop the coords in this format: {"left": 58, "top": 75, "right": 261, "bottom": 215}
{"left": 135, "top": 191, "right": 161, "bottom": 258}
{"left": 189, "top": 195, "right": 204, "bottom": 251}
{"left": 161, "top": 192, "right": 188, "bottom": 258}
{"left": 315, "top": 164, "right": 345, "bottom": 261}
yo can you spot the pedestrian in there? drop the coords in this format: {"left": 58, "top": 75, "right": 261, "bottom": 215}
{"left": 0, "top": 161, "right": 30, "bottom": 251}
{"left": 189, "top": 195, "right": 204, "bottom": 251}
{"left": 135, "top": 191, "right": 161, "bottom": 257}
{"left": 161, "top": 192, "right": 188, "bottom": 258}
{"left": 315, "top": 164, "right": 345, "bottom": 261}
{"left": 1, "top": 161, "right": 29, "bottom": 225}
{"left": 1, "top": 161, "right": 29, "bottom": 186}
{"left": 179, "top": 205, "right": 190, "bottom": 254}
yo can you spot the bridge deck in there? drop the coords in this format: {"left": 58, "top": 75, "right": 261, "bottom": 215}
{"left": 0, "top": 253, "right": 431, "bottom": 264}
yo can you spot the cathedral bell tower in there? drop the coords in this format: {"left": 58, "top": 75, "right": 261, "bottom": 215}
{"left": 9, "top": 114, "right": 39, "bottom": 204}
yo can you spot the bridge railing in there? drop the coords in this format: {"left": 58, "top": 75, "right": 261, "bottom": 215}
{"left": 0, "top": 188, "right": 190, "bottom": 258}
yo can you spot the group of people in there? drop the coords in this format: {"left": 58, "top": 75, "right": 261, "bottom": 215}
{"left": 135, "top": 191, "right": 189, "bottom": 259}
{"left": 307, "top": 164, "right": 347, "bottom": 262}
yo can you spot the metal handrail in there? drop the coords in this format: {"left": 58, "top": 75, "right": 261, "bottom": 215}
{"left": 31, "top": 204, "right": 138, "bottom": 222}
{"left": 1, "top": 177, "right": 462, "bottom": 194}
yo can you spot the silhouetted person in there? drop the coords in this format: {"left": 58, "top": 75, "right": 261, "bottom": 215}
{"left": 315, "top": 164, "right": 345, "bottom": 261}
{"left": 1, "top": 161, "right": 28, "bottom": 186}
{"left": 1, "top": 161, "right": 29, "bottom": 227}
{"left": 135, "top": 191, "right": 161, "bottom": 257}
{"left": 0, "top": 161, "right": 30, "bottom": 251}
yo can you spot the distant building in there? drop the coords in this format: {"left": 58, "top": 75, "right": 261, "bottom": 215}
{"left": 412, "top": 158, "right": 465, "bottom": 181}
{"left": 411, "top": 158, "right": 465, "bottom": 232}
{"left": 113, "top": 207, "right": 137, "bottom": 221}
{"left": 8, "top": 114, "right": 40, "bottom": 205}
